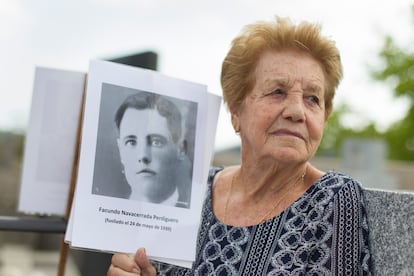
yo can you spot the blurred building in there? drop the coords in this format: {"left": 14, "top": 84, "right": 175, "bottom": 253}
{"left": 213, "top": 139, "right": 414, "bottom": 191}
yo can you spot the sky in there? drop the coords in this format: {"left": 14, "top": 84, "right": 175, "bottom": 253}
{"left": 1, "top": 0, "right": 413, "bottom": 150}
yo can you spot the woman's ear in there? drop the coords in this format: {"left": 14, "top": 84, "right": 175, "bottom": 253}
{"left": 229, "top": 103, "right": 241, "bottom": 133}
{"left": 231, "top": 113, "right": 240, "bottom": 133}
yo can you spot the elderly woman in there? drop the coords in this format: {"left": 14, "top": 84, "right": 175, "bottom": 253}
{"left": 108, "top": 17, "right": 372, "bottom": 275}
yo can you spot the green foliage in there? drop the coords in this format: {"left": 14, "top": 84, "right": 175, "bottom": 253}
{"left": 320, "top": 7, "right": 414, "bottom": 161}
{"left": 370, "top": 13, "right": 414, "bottom": 161}
{"left": 373, "top": 36, "right": 414, "bottom": 101}
{"left": 317, "top": 104, "right": 348, "bottom": 156}
{"left": 317, "top": 104, "right": 382, "bottom": 157}
{"left": 0, "top": 131, "right": 24, "bottom": 167}
{"left": 383, "top": 106, "right": 414, "bottom": 160}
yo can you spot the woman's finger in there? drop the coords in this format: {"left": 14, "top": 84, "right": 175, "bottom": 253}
{"left": 134, "top": 248, "right": 156, "bottom": 276}
{"left": 110, "top": 253, "right": 140, "bottom": 274}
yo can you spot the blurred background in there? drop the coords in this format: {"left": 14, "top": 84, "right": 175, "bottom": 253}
{"left": 1, "top": 0, "right": 413, "bottom": 275}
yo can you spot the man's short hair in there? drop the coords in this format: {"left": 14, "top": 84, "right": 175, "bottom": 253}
{"left": 114, "top": 92, "right": 182, "bottom": 143}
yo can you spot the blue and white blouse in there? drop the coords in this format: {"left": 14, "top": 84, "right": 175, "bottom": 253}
{"left": 153, "top": 167, "right": 372, "bottom": 275}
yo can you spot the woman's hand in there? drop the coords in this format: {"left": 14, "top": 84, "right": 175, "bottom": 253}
{"left": 107, "top": 248, "right": 156, "bottom": 276}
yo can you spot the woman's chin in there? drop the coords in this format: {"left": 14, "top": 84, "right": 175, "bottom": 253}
{"left": 267, "top": 147, "right": 309, "bottom": 163}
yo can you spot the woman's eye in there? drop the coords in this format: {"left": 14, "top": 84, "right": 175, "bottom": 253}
{"left": 308, "top": 95, "right": 320, "bottom": 105}
{"left": 265, "top": 88, "right": 284, "bottom": 97}
{"left": 272, "top": 88, "right": 284, "bottom": 95}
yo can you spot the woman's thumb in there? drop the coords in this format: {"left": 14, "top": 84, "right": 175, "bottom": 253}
{"left": 135, "top": 248, "right": 156, "bottom": 276}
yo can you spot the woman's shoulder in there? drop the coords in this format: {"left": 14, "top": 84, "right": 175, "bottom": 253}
{"left": 319, "top": 170, "right": 363, "bottom": 187}
{"left": 291, "top": 170, "right": 367, "bottom": 218}
{"left": 207, "top": 165, "right": 239, "bottom": 185}
{"left": 313, "top": 170, "right": 365, "bottom": 200}
{"left": 208, "top": 166, "right": 225, "bottom": 181}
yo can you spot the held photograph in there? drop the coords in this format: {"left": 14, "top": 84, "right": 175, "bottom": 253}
{"left": 66, "top": 60, "right": 221, "bottom": 266}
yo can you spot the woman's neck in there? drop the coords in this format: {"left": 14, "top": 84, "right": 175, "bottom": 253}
{"left": 236, "top": 159, "right": 308, "bottom": 199}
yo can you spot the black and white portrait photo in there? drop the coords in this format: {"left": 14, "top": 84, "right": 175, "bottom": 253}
{"left": 65, "top": 60, "right": 221, "bottom": 261}
{"left": 92, "top": 83, "right": 197, "bottom": 209}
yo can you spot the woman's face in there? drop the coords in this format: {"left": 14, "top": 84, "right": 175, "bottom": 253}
{"left": 233, "top": 49, "right": 326, "bottom": 164}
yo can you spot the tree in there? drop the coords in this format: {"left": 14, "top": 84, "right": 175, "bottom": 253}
{"left": 320, "top": 8, "right": 414, "bottom": 161}
{"left": 372, "top": 16, "right": 414, "bottom": 161}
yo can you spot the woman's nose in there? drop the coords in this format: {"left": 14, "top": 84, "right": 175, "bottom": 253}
{"left": 282, "top": 93, "right": 305, "bottom": 122}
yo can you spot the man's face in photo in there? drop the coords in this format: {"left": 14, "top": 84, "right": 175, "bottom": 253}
{"left": 117, "top": 107, "right": 180, "bottom": 203}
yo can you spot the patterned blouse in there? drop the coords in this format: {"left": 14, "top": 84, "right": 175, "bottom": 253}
{"left": 153, "top": 167, "right": 372, "bottom": 275}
